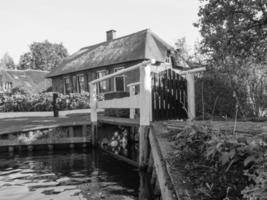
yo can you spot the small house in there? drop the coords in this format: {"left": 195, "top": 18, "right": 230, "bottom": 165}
{"left": 0, "top": 69, "right": 51, "bottom": 94}
{"left": 47, "top": 29, "right": 176, "bottom": 94}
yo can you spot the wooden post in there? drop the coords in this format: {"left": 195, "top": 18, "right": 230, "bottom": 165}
{"left": 8, "top": 146, "right": 14, "bottom": 153}
{"left": 129, "top": 85, "right": 135, "bottom": 119}
{"left": 82, "top": 125, "right": 87, "bottom": 148}
{"left": 53, "top": 93, "right": 59, "bottom": 117}
{"left": 48, "top": 144, "right": 54, "bottom": 151}
{"left": 27, "top": 145, "right": 33, "bottom": 151}
{"left": 139, "top": 64, "right": 152, "bottom": 168}
{"left": 69, "top": 127, "right": 74, "bottom": 149}
{"left": 140, "top": 64, "right": 152, "bottom": 125}
{"left": 186, "top": 73, "right": 195, "bottom": 120}
{"left": 89, "top": 83, "right": 98, "bottom": 147}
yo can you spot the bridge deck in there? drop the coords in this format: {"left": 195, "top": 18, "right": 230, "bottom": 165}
{"left": 0, "top": 112, "right": 140, "bottom": 135}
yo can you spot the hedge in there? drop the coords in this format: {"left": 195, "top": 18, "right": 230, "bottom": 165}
{"left": 0, "top": 92, "right": 90, "bottom": 112}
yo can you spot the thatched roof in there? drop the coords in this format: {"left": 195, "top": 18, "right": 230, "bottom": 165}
{"left": 47, "top": 29, "right": 174, "bottom": 78}
{"left": 0, "top": 69, "right": 51, "bottom": 94}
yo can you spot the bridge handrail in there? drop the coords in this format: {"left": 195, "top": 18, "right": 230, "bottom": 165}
{"left": 90, "top": 61, "right": 150, "bottom": 84}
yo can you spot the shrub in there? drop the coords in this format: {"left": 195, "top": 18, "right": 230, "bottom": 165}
{"left": 171, "top": 125, "right": 267, "bottom": 200}
{"left": 0, "top": 92, "right": 90, "bottom": 112}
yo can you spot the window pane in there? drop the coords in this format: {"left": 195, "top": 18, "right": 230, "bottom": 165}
{"left": 78, "top": 74, "right": 85, "bottom": 93}
{"left": 64, "top": 77, "right": 72, "bottom": 94}
{"left": 115, "top": 76, "right": 124, "bottom": 91}
{"left": 114, "top": 67, "right": 124, "bottom": 92}
{"left": 96, "top": 70, "right": 109, "bottom": 93}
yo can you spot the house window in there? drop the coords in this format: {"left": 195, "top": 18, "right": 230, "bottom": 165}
{"left": 4, "top": 82, "right": 13, "bottom": 92}
{"left": 72, "top": 75, "right": 77, "bottom": 93}
{"left": 64, "top": 76, "right": 72, "bottom": 94}
{"left": 96, "top": 70, "right": 109, "bottom": 93}
{"left": 77, "top": 74, "right": 85, "bottom": 93}
{"left": 114, "top": 67, "right": 125, "bottom": 92}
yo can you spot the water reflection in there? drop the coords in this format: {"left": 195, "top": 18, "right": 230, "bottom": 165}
{"left": 0, "top": 149, "right": 141, "bottom": 200}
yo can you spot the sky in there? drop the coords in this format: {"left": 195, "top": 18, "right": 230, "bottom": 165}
{"left": 0, "top": 0, "right": 201, "bottom": 64}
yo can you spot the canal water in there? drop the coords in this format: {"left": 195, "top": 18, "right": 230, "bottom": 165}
{"left": 0, "top": 149, "right": 146, "bottom": 200}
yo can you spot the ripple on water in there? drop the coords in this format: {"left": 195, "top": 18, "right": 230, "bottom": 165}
{"left": 0, "top": 150, "right": 139, "bottom": 200}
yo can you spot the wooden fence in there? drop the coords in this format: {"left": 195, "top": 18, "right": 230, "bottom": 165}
{"left": 152, "top": 68, "right": 188, "bottom": 121}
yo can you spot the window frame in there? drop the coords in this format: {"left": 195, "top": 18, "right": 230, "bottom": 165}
{"left": 77, "top": 73, "right": 85, "bottom": 93}
{"left": 63, "top": 76, "right": 71, "bottom": 94}
{"left": 113, "top": 67, "right": 125, "bottom": 92}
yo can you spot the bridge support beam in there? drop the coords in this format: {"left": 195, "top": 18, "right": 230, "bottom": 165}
{"left": 139, "top": 64, "right": 152, "bottom": 168}
{"left": 186, "top": 73, "right": 196, "bottom": 120}
{"left": 139, "top": 125, "right": 150, "bottom": 168}
{"left": 90, "top": 83, "right": 98, "bottom": 147}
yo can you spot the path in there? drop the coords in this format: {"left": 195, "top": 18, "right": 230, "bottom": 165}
{"left": 0, "top": 109, "right": 91, "bottom": 135}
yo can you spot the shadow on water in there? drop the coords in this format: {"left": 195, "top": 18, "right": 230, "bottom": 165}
{"left": 0, "top": 148, "right": 153, "bottom": 200}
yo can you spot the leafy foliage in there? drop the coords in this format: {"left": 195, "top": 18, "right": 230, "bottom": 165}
{"left": 0, "top": 92, "right": 90, "bottom": 112}
{"left": 0, "top": 53, "right": 15, "bottom": 69}
{"left": 17, "top": 52, "right": 33, "bottom": 70}
{"left": 171, "top": 125, "right": 267, "bottom": 200}
{"left": 195, "top": 0, "right": 267, "bottom": 118}
{"left": 17, "top": 40, "right": 68, "bottom": 71}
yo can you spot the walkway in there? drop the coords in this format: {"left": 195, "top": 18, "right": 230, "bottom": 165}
{"left": 0, "top": 110, "right": 91, "bottom": 135}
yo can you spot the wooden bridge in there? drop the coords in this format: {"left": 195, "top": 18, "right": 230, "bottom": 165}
{"left": 89, "top": 60, "right": 205, "bottom": 200}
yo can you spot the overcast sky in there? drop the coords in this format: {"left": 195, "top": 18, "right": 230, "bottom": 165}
{"left": 0, "top": 0, "right": 201, "bottom": 64}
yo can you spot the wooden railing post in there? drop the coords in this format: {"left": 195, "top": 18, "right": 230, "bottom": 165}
{"left": 89, "top": 83, "right": 98, "bottom": 147}
{"left": 186, "top": 73, "right": 196, "bottom": 120}
{"left": 129, "top": 85, "right": 135, "bottom": 119}
{"left": 139, "top": 64, "right": 152, "bottom": 168}
{"left": 53, "top": 93, "right": 59, "bottom": 117}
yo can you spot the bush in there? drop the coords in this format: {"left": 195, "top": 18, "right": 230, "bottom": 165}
{"left": 170, "top": 125, "right": 267, "bottom": 200}
{"left": 0, "top": 92, "right": 90, "bottom": 112}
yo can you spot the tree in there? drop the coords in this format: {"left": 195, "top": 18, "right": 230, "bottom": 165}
{"left": 0, "top": 53, "right": 15, "bottom": 70}
{"left": 30, "top": 41, "right": 68, "bottom": 71}
{"left": 17, "top": 52, "right": 33, "bottom": 70}
{"left": 17, "top": 41, "right": 68, "bottom": 71}
{"left": 195, "top": 0, "right": 267, "bottom": 117}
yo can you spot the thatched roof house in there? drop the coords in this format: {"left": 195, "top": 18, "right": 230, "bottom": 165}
{"left": 0, "top": 69, "right": 51, "bottom": 94}
{"left": 47, "top": 29, "right": 175, "bottom": 94}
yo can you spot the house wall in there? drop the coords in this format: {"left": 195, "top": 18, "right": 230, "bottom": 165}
{"left": 51, "top": 60, "right": 144, "bottom": 94}
{"left": 52, "top": 76, "right": 64, "bottom": 93}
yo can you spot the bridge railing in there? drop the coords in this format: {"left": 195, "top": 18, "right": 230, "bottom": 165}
{"left": 89, "top": 59, "right": 205, "bottom": 125}
{"left": 89, "top": 60, "right": 153, "bottom": 126}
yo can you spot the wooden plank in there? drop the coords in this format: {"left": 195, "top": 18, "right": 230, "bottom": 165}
{"left": 100, "top": 148, "right": 138, "bottom": 167}
{"left": 171, "top": 71, "right": 176, "bottom": 119}
{"left": 152, "top": 73, "right": 155, "bottom": 121}
{"left": 139, "top": 65, "right": 152, "bottom": 125}
{"left": 90, "top": 61, "right": 150, "bottom": 84}
{"left": 149, "top": 128, "right": 177, "bottom": 200}
{"left": 98, "top": 115, "right": 140, "bottom": 126}
{"left": 175, "top": 73, "right": 181, "bottom": 119}
{"left": 139, "top": 125, "right": 150, "bottom": 168}
{"left": 98, "top": 95, "right": 141, "bottom": 109}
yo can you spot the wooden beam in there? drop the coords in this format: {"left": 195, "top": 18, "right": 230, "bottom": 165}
{"left": 140, "top": 65, "right": 152, "bottom": 125}
{"left": 139, "top": 125, "right": 150, "bottom": 168}
{"left": 89, "top": 83, "right": 97, "bottom": 122}
{"left": 90, "top": 61, "right": 150, "bottom": 84}
{"left": 149, "top": 129, "right": 177, "bottom": 200}
{"left": 186, "top": 73, "right": 195, "bottom": 120}
{"left": 97, "top": 94, "right": 141, "bottom": 109}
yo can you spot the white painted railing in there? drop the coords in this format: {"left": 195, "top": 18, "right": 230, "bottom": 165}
{"left": 89, "top": 60, "right": 206, "bottom": 125}
{"left": 89, "top": 60, "right": 152, "bottom": 126}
